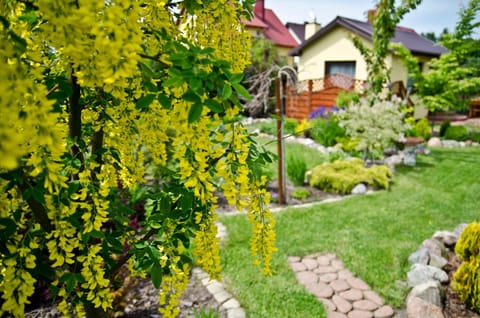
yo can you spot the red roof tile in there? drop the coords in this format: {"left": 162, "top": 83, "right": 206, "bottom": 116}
{"left": 263, "top": 9, "right": 298, "bottom": 48}
{"left": 243, "top": 15, "right": 268, "bottom": 29}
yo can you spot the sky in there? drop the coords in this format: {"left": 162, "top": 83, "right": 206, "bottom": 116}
{"left": 267, "top": 0, "right": 472, "bottom": 36}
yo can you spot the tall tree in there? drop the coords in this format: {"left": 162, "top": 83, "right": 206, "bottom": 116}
{"left": 352, "top": 0, "right": 422, "bottom": 97}
{"left": 0, "top": 1, "right": 276, "bottom": 317}
{"left": 394, "top": 0, "right": 480, "bottom": 111}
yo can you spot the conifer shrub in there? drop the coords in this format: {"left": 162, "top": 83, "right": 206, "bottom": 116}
{"left": 439, "top": 120, "right": 451, "bottom": 137}
{"left": 412, "top": 118, "right": 432, "bottom": 140}
{"left": 453, "top": 222, "right": 480, "bottom": 313}
{"left": 307, "top": 158, "right": 392, "bottom": 194}
{"left": 444, "top": 125, "right": 469, "bottom": 141}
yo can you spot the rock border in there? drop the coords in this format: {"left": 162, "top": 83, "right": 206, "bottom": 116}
{"left": 405, "top": 223, "right": 467, "bottom": 318}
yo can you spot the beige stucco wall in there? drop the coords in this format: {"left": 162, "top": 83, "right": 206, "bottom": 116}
{"left": 297, "top": 27, "right": 371, "bottom": 81}
{"left": 297, "top": 26, "right": 438, "bottom": 87}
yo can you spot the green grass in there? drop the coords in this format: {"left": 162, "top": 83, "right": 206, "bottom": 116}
{"left": 219, "top": 147, "right": 480, "bottom": 317}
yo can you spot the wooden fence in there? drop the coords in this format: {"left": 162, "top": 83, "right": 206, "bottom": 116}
{"left": 285, "top": 74, "right": 366, "bottom": 121}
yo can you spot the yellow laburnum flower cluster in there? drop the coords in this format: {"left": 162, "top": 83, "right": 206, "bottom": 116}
{"left": 0, "top": 1, "right": 277, "bottom": 317}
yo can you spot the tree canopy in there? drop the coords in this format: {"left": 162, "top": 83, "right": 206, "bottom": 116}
{"left": 0, "top": 1, "right": 276, "bottom": 317}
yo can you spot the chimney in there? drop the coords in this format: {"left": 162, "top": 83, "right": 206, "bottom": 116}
{"left": 254, "top": 0, "right": 265, "bottom": 21}
{"left": 367, "top": 9, "right": 377, "bottom": 23}
{"left": 304, "top": 10, "right": 321, "bottom": 40}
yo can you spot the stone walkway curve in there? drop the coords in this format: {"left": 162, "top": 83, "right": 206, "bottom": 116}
{"left": 289, "top": 253, "right": 395, "bottom": 318}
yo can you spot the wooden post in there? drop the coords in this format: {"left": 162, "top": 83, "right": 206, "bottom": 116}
{"left": 275, "top": 77, "right": 286, "bottom": 205}
{"left": 307, "top": 79, "right": 313, "bottom": 115}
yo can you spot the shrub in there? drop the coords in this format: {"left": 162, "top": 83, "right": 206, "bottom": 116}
{"left": 337, "top": 97, "right": 409, "bottom": 160}
{"left": 469, "top": 131, "right": 480, "bottom": 143}
{"left": 309, "top": 116, "right": 346, "bottom": 147}
{"left": 411, "top": 118, "right": 432, "bottom": 140}
{"left": 295, "top": 119, "right": 311, "bottom": 137}
{"left": 307, "top": 158, "right": 392, "bottom": 194}
{"left": 291, "top": 187, "right": 310, "bottom": 200}
{"left": 439, "top": 120, "right": 451, "bottom": 137}
{"left": 453, "top": 222, "right": 480, "bottom": 312}
{"left": 335, "top": 91, "right": 360, "bottom": 108}
{"left": 287, "top": 154, "right": 307, "bottom": 186}
{"left": 444, "top": 125, "right": 469, "bottom": 141}
{"left": 259, "top": 121, "right": 277, "bottom": 135}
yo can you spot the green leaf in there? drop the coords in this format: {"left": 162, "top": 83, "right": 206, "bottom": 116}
{"left": 205, "top": 99, "right": 224, "bottom": 113}
{"left": 190, "top": 78, "right": 203, "bottom": 94}
{"left": 0, "top": 218, "right": 17, "bottom": 240}
{"left": 136, "top": 94, "right": 156, "bottom": 111}
{"left": 229, "top": 73, "right": 244, "bottom": 84}
{"left": 221, "top": 84, "right": 232, "bottom": 100}
{"left": 150, "top": 264, "right": 163, "bottom": 288}
{"left": 157, "top": 94, "right": 172, "bottom": 109}
{"left": 183, "top": 90, "right": 201, "bottom": 104}
{"left": 232, "top": 82, "right": 251, "bottom": 100}
{"left": 188, "top": 103, "right": 203, "bottom": 123}
{"left": 135, "top": 241, "right": 148, "bottom": 249}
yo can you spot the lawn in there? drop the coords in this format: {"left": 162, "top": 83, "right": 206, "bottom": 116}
{"left": 219, "top": 147, "right": 480, "bottom": 317}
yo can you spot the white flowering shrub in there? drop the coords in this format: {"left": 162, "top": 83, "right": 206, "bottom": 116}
{"left": 337, "top": 97, "right": 409, "bottom": 160}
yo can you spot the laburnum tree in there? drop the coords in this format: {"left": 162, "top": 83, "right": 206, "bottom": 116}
{"left": 0, "top": 1, "right": 277, "bottom": 317}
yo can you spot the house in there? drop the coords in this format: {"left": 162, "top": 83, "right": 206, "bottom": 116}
{"left": 289, "top": 15, "right": 448, "bottom": 85}
{"left": 243, "top": 0, "right": 299, "bottom": 65}
{"left": 283, "top": 14, "right": 448, "bottom": 120}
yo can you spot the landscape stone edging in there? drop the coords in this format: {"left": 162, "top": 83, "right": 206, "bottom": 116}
{"left": 404, "top": 223, "right": 468, "bottom": 318}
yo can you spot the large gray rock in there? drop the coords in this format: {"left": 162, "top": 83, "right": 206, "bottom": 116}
{"left": 406, "top": 295, "right": 445, "bottom": 318}
{"left": 408, "top": 248, "right": 430, "bottom": 265}
{"left": 407, "top": 264, "right": 449, "bottom": 287}
{"left": 442, "top": 140, "right": 460, "bottom": 148}
{"left": 351, "top": 183, "right": 367, "bottom": 195}
{"left": 420, "top": 238, "right": 447, "bottom": 258}
{"left": 408, "top": 280, "right": 443, "bottom": 307}
{"left": 432, "top": 230, "right": 458, "bottom": 246}
{"left": 429, "top": 254, "right": 448, "bottom": 269}
{"left": 427, "top": 137, "right": 442, "bottom": 148}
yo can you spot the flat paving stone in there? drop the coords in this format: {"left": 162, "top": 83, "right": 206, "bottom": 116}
{"left": 340, "top": 288, "right": 363, "bottom": 301}
{"left": 332, "top": 259, "right": 345, "bottom": 270}
{"left": 347, "top": 277, "right": 371, "bottom": 291}
{"left": 290, "top": 262, "right": 307, "bottom": 272}
{"left": 315, "top": 266, "right": 337, "bottom": 274}
{"left": 223, "top": 298, "right": 240, "bottom": 309}
{"left": 317, "top": 255, "right": 332, "bottom": 266}
{"left": 338, "top": 269, "right": 354, "bottom": 279}
{"left": 227, "top": 308, "right": 246, "bottom": 318}
{"left": 302, "top": 258, "right": 319, "bottom": 270}
{"left": 307, "top": 282, "right": 334, "bottom": 298}
{"left": 329, "top": 312, "right": 348, "bottom": 318}
{"left": 353, "top": 300, "right": 380, "bottom": 311}
{"left": 348, "top": 309, "right": 373, "bottom": 318}
{"left": 296, "top": 271, "right": 318, "bottom": 285}
{"left": 330, "top": 279, "right": 350, "bottom": 292}
{"left": 213, "top": 290, "right": 232, "bottom": 304}
{"left": 363, "top": 290, "right": 384, "bottom": 306}
{"left": 288, "top": 256, "right": 301, "bottom": 263}
{"left": 374, "top": 305, "right": 394, "bottom": 318}
{"left": 332, "top": 295, "right": 353, "bottom": 313}
{"left": 319, "top": 273, "right": 338, "bottom": 283}
{"left": 319, "top": 298, "right": 336, "bottom": 312}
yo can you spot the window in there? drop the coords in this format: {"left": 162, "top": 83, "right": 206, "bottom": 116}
{"left": 325, "top": 61, "right": 356, "bottom": 77}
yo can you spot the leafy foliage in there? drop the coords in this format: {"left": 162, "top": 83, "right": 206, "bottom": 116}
{"left": 309, "top": 116, "right": 346, "bottom": 147}
{"left": 287, "top": 154, "right": 307, "bottom": 186}
{"left": 0, "top": 1, "right": 276, "bottom": 317}
{"left": 408, "top": 118, "right": 431, "bottom": 140}
{"left": 338, "top": 97, "right": 409, "bottom": 160}
{"left": 393, "top": 0, "right": 480, "bottom": 111}
{"left": 307, "top": 158, "right": 393, "bottom": 194}
{"left": 444, "top": 125, "right": 470, "bottom": 141}
{"left": 453, "top": 222, "right": 480, "bottom": 312}
{"left": 352, "top": 0, "right": 422, "bottom": 95}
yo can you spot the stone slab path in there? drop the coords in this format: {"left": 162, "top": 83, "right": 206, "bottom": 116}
{"left": 289, "top": 253, "right": 395, "bottom": 318}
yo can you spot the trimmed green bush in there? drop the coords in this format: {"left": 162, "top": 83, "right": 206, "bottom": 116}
{"left": 469, "top": 131, "right": 480, "bottom": 143}
{"left": 335, "top": 91, "right": 360, "bottom": 107}
{"left": 260, "top": 118, "right": 298, "bottom": 136}
{"left": 444, "top": 125, "right": 469, "bottom": 141}
{"left": 412, "top": 118, "right": 432, "bottom": 140}
{"left": 453, "top": 222, "right": 480, "bottom": 313}
{"left": 307, "top": 158, "right": 392, "bottom": 194}
{"left": 287, "top": 154, "right": 307, "bottom": 186}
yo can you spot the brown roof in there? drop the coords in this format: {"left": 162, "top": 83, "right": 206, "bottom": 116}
{"left": 290, "top": 16, "right": 448, "bottom": 56}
